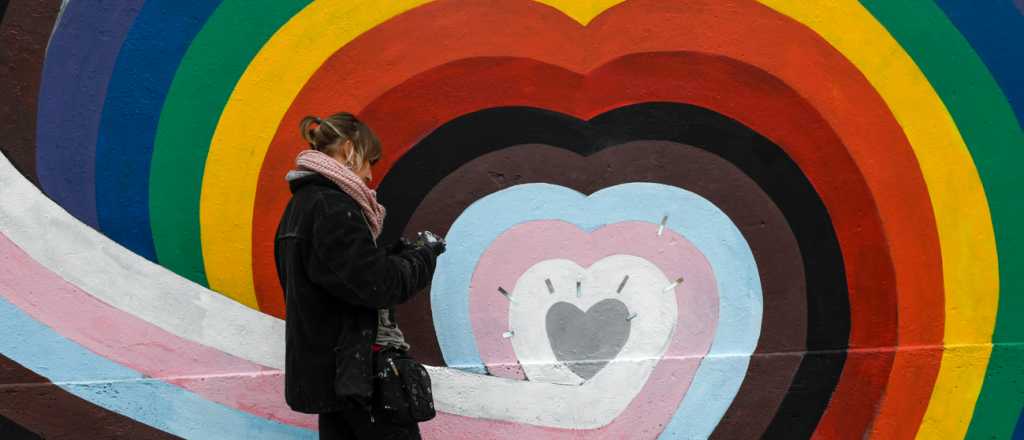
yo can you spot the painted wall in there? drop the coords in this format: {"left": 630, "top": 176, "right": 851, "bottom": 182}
{"left": 0, "top": 0, "right": 1021, "bottom": 438}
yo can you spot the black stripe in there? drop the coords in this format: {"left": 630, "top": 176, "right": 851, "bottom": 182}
{"left": 0, "top": 415, "right": 39, "bottom": 440}
{"left": 0, "top": 1, "right": 9, "bottom": 24}
{"left": 592, "top": 103, "right": 848, "bottom": 438}
{"left": 376, "top": 103, "right": 848, "bottom": 437}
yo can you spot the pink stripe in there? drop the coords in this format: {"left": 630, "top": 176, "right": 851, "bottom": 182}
{"left": 0, "top": 220, "right": 716, "bottom": 436}
{"left": 466, "top": 220, "right": 718, "bottom": 437}
{"left": 0, "top": 233, "right": 316, "bottom": 429}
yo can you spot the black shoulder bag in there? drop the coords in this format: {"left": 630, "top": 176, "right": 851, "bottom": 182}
{"left": 372, "top": 349, "right": 436, "bottom": 423}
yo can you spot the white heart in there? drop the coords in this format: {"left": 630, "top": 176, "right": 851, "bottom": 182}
{"left": 429, "top": 255, "right": 678, "bottom": 429}
{"left": 510, "top": 256, "right": 677, "bottom": 387}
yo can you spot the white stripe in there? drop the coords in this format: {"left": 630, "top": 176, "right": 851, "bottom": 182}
{"left": 1, "top": 152, "right": 737, "bottom": 428}
{"left": 0, "top": 153, "right": 286, "bottom": 369}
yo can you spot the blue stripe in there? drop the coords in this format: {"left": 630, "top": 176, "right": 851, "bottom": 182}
{"left": 0, "top": 297, "right": 312, "bottom": 439}
{"left": 935, "top": 0, "right": 1024, "bottom": 129}
{"left": 94, "top": 0, "right": 222, "bottom": 261}
{"left": 36, "top": 0, "right": 145, "bottom": 229}
{"left": 430, "top": 182, "right": 762, "bottom": 439}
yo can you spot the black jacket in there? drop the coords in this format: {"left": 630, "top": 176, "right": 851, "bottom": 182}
{"left": 274, "top": 173, "right": 436, "bottom": 414}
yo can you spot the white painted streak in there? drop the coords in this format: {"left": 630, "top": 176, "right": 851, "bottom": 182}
{"left": 0, "top": 154, "right": 286, "bottom": 369}
{"left": 0, "top": 153, "right": 687, "bottom": 428}
{"left": 427, "top": 356, "right": 661, "bottom": 429}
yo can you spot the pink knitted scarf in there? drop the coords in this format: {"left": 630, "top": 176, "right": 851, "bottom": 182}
{"left": 294, "top": 150, "right": 386, "bottom": 239}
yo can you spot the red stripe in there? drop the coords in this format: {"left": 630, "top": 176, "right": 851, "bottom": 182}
{"left": 250, "top": 0, "right": 942, "bottom": 435}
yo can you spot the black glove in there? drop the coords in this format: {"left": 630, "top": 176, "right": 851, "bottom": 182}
{"left": 386, "top": 236, "right": 413, "bottom": 254}
{"left": 413, "top": 230, "right": 446, "bottom": 257}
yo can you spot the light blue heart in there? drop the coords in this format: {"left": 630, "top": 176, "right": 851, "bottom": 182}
{"left": 431, "top": 182, "right": 762, "bottom": 439}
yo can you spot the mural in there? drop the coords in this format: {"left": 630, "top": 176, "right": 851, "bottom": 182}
{"left": 0, "top": 0, "right": 1022, "bottom": 438}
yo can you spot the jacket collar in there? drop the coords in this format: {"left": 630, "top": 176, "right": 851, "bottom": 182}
{"left": 288, "top": 172, "right": 337, "bottom": 194}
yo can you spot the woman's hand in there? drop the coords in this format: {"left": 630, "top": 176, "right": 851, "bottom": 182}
{"left": 414, "top": 230, "right": 446, "bottom": 257}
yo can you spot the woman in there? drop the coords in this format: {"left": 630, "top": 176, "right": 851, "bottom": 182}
{"left": 274, "top": 112, "right": 445, "bottom": 439}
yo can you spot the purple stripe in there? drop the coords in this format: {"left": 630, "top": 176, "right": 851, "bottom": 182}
{"left": 36, "top": 0, "right": 144, "bottom": 228}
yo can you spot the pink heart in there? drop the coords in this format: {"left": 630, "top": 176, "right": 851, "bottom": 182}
{"left": 463, "top": 219, "right": 718, "bottom": 435}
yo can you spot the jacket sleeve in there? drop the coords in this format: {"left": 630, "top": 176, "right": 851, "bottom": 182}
{"left": 306, "top": 194, "right": 436, "bottom": 309}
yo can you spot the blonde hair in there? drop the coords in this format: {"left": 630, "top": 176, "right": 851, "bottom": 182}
{"left": 299, "top": 112, "right": 382, "bottom": 168}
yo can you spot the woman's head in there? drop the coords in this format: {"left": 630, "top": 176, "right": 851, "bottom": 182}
{"left": 300, "top": 112, "right": 381, "bottom": 184}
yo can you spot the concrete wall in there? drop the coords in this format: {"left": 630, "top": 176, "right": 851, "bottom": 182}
{"left": 1, "top": 1, "right": 1022, "bottom": 438}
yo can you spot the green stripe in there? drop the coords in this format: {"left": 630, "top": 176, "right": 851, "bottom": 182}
{"left": 860, "top": 1, "right": 1024, "bottom": 438}
{"left": 149, "top": 0, "right": 310, "bottom": 286}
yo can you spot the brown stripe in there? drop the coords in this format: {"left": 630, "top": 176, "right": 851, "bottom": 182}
{"left": 0, "top": 354, "right": 179, "bottom": 439}
{"left": 396, "top": 141, "right": 806, "bottom": 436}
{"left": 0, "top": 0, "right": 59, "bottom": 185}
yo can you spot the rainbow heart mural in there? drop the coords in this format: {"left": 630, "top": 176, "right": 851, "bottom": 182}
{"left": 1, "top": 0, "right": 1022, "bottom": 438}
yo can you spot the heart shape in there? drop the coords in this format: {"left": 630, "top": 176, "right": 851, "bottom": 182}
{"left": 430, "top": 182, "right": 760, "bottom": 432}
{"left": 546, "top": 299, "right": 631, "bottom": 380}
{"left": 505, "top": 254, "right": 681, "bottom": 387}
{"left": 433, "top": 242, "right": 704, "bottom": 430}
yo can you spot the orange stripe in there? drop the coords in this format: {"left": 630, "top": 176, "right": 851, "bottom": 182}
{"left": 251, "top": 0, "right": 942, "bottom": 435}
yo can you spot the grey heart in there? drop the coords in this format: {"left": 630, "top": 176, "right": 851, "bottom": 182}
{"left": 545, "top": 299, "right": 631, "bottom": 380}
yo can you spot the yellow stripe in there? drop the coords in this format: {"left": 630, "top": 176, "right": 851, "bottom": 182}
{"left": 534, "top": 0, "right": 626, "bottom": 24}
{"left": 757, "top": 1, "right": 998, "bottom": 438}
{"left": 200, "top": 0, "right": 431, "bottom": 308}
{"left": 198, "top": 0, "right": 611, "bottom": 309}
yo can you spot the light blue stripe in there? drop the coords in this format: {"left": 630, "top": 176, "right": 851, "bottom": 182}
{"left": 0, "top": 297, "right": 313, "bottom": 439}
{"left": 431, "top": 183, "right": 762, "bottom": 439}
